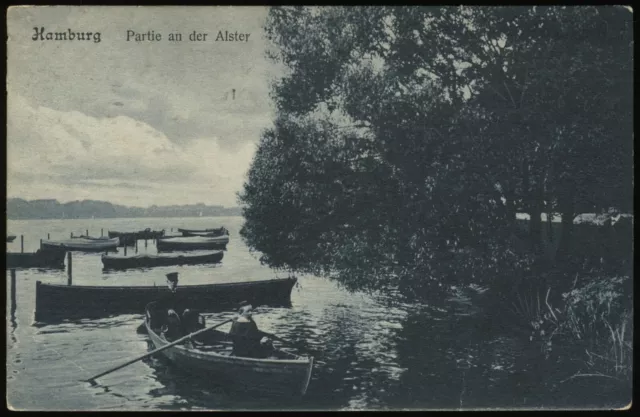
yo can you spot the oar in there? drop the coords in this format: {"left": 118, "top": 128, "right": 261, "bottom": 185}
{"left": 84, "top": 318, "right": 233, "bottom": 384}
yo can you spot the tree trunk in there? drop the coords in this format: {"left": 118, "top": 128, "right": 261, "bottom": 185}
{"left": 529, "top": 186, "right": 544, "bottom": 252}
{"left": 556, "top": 189, "right": 575, "bottom": 262}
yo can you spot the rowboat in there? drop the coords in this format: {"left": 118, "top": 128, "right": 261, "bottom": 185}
{"left": 102, "top": 250, "right": 224, "bottom": 270}
{"left": 6, "top": 247, "right": 66, "bottom": 269}
{"left": 6, "top": 235, "right": 17, "bottom": 243}
{"left": 137, "top": 228, "right": 165, "bottom": 240}
{"left": 41, "top": 237, "right": 119, "bottom": 252}
{"left": 34, "top": 276, "right": 297, "bottom": 322}
{"left": 157, "top": 236, "right": 229, "bottom": 252}
{"left": 109, "top": 229, "right": 165, "bottom": 246}
{"left": 144, "top": 305, "right": 313, "bottom": 396}
{"left": 178, "top": 227, "right": 229, "bottom": 237}
{"left": 108, "top": 232, "right": 137, "bottom": 246}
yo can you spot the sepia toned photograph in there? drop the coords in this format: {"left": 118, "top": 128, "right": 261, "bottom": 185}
{"left": 6, "top": 5, "right": 633, "bottom": 411}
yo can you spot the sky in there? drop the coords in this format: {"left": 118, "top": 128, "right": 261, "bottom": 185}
{"left": 7, "top": 6, "right": 282, "bottom": 207}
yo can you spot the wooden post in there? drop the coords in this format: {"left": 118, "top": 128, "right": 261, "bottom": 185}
{"left": 135, "top": 239, "right": 138, "bottom": 254}
{"left": 145, "top": 239, "right": 148, "bottom": 248}
{"left": 101, "top": 228, "right": 104, "bottom": 237}
{"left": 86, "top": 229, "right": 89, "bottom": 237}
{"left": 71, "top": 232, "right": 73, "bottom": 238}
{"left": 47, "top": 233, "right": 50, "bottom": 240}
{"left": 124, "top": 245, "right": 127, "bottom": 256}
{"left": 20, "top": 235, "right": 24, "bottom": 253}
{"left": 67, "top": 252, "right": 72, "bottom": 286}
{"left": 10, "top": 269, "right": 17, "bottom": 318}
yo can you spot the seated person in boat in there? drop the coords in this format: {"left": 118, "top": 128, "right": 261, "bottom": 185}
{"left": 229, "top": 305, "right": 273, "bottom": 358}
{"left": 161, "top": 309, "right": 183, "bottom": 342}
{"left": 147, "top": 272, "right": 181, "bottom": 330}
{"left": 181, "top": 308, "right": 205, "bottom": 334}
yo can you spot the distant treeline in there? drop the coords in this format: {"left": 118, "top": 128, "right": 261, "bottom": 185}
{"left": 6, "top": 198, "right": 242, "bottom": 219}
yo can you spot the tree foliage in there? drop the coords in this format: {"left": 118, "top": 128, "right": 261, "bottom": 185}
{"left": 240, "top": 6, "right": 633, "bottom": 298}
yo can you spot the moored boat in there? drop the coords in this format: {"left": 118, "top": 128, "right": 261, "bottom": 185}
{"left": 144, "top": 305, "right": 313, "bottom": 396}
{"left": 34, "top": 276, "right": 297, "bottom": 322}
{"left": 157, "top": 236, "right": 229, "bottom": 252}
{"left": 6, "top": 247, "right": 66, "bottom": 269}
{"left": 102, "top": 250, "right": 224, "bottom": 270}
{"left": 6, "top": 235, "right": 17, "bottom": 243}
{"left": 41, "top": 237, "right": 119, "bottom": 252}
{"left": 109, "top": 229, "right": 165, "bottom": 246}
{"left": 178, "top": 227, "right": 229, "bottom": 237}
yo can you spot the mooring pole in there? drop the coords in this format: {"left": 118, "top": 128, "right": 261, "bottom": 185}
{"left": 20, "top": 235, "right": 24, "bottom": 253}
{"left": 135, "top": 239, "right": 138, "bottom": 254}
{"left": 67, "top": 252, "right": 73, "bottom": 286}
{"left": 124, "top": 245, "right": 127, "bottom": 256}
{"left": 10, "top": 269, "right": 17, "bottom": 317}
{"left": 86, "top": 229, "right": 89, "bottom": 237}
{"left": 145, "top": 239, "right": 148, "bottom": 248}
{"left": 71, "top": 232, "right": 73, "bottom": 238}
{"left": 101, "top": 228, "right": 104, "bottom": 237}
{"left": 47, "top": 233, "right": 50, "bottom": 240}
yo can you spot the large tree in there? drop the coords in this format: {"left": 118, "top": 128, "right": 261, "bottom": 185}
{"left": 240, "top": 6, "right": 633, "bottom": 297}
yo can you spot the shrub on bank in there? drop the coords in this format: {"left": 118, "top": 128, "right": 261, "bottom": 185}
{"left": 543, "top": 273, "right": 633, "bottom": 382}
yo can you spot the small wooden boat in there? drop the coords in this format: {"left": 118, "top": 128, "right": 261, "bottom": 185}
{"left": 108, "top": 232, "right": 137, "bottom": 246}
{"left": 34, "top": 276, "right": 297, "bottom": 322}
{"left": 109, "top": 229, "right": 165, "bottom": 246}
{"left": 144, "top": 305, "right": 313, "bottom": 396}
{"left": 40, "top": 237, "right": 120, "bottom": 252}
{"left": 137, "top": 228, "right": 165, "bottom": 240}
{"left": 6, "top": 235, "right": 17, "bottom": 243}
{"left": 6, "top": 247, "right": 66, "bottom": 269}
{"left": 102, "top": 250, "right": 224, "bottom": 270}
{"left": 157, "top": 236, "right": 229, "bottom": 252}
{"left": 178, "top": 227, "right": 229, "bottom": 237}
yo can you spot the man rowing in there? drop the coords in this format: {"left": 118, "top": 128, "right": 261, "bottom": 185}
{"left": 228, "top": 303, "right": 274, "bottom": 359}
{"left": 146, "top": 272, "right": 182, "bottom": 335}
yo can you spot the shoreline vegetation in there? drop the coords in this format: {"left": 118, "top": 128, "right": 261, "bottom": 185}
{"left": 238, "top": 6, "right": 633, "bottom": 408}
{"left": 6, "top": 198, "right": 241, "bottom": 220}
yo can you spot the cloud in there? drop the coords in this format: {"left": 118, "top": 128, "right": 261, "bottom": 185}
{"left": 7, "top": 93, "right": 257, "bottom": 207}
{"left": 6, "top": 6, "right": 285, "bottom": 206}
{"left": 6, "top": 6, "right": 282, "bottom": 150}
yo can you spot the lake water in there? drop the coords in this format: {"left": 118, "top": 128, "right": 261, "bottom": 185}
{"left": 6, "top": 216, "right": 627, "bottom": 410}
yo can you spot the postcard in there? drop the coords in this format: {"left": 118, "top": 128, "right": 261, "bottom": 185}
{"left": 6, "top": 5, "right": 633, "bottom": 411}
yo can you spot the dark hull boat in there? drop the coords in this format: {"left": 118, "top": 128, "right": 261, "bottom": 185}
{"left": 108, "top": 232, "right": 137, "bottom": 246}
{"left": 137, "top": 229, "right": 165, "bottom": 240}
{"left": 145, "top": 306, "right": 313, "bottom": 397}
{"left": 7, "top": 235, "right": 17, "bottom": 243}
{"left": 34, "top": 276, "right": 297, "bottom": 322}
{"left": 109, "top": 229, "right": 165, "bottom": 246}
{"left": 157, "top": 236, "right": 228, "bottom": 252}
{"left": 102, "top": 250, "right": 224, "bottom": 270}
{"left": 178, "top": 227, "right": 229, "bottom": 237}
{"left": 6, "top": 247, "right": 66, "bottom": 269}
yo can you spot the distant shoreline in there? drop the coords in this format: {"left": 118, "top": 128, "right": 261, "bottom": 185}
{"left": 6, "top": 198, "right": 242, "bottom": 220}
{"left": 7, "top": 215, "right": 243, "bottom": 221}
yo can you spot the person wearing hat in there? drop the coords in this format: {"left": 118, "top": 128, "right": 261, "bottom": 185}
{"left": 166, "top": 272, "right": 179, "bottom": 293}
{"left": 145, "top": 272, "right": 181, "bottom": 332}
{"left": 228, "top": 304, "right": 264, "bottom": 358}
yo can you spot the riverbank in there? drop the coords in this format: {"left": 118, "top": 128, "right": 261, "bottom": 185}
{"left": 468, "top": 232, "right": 633, "bottom": 409}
